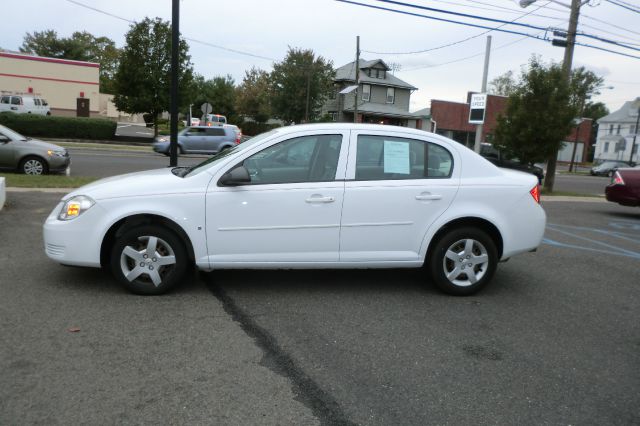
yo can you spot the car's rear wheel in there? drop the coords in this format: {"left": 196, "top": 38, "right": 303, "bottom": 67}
{"left": 428, "top": 227, "right": 498, "bottom": 296}
{"left": 20, "top": 156, "right": 48, "bottom": 175}
{"left": 110, "top": 225, "right": 188, "bottom": 295}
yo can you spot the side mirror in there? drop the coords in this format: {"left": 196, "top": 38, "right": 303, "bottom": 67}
{"left": 219, "top": 166, "right": 251, "bottom": 186}
{"left": 0, "top": 136, "right": 10, "bottom": 143}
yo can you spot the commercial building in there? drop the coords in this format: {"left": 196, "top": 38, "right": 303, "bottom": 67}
{"left": 0, "top": 50, "right": 130, "bottom": 121}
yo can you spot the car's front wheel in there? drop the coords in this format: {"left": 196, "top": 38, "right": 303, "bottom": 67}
{"left": 20, "top": 156, "right": 48, "bottom": 175}
{"left": 428, "top": 227, "right": 498, "bottom": 296}
{"left": 110, "top": 225, "right": 188, "bottom": 295}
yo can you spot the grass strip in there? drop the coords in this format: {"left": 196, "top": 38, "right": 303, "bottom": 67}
{"left": 1, "top": 173, "right": 98, "bottom": 188}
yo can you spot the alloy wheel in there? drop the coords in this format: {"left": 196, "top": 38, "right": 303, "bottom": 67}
{"left": 442, "top": 238, "right": 490, "bottom": 287}
{"left": 119, "top": 236, "right": 177, "bottom": 287}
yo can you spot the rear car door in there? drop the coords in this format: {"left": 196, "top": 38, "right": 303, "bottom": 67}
{"left": 203, "top": 127, "right": 228, "bottom": 153}
{"left": 340, "top": 130, "right": 460, "bottom": 263}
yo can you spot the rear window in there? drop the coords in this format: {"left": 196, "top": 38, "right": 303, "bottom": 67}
{"left": 34, "top": 98, "right": 41, "bottom": 106}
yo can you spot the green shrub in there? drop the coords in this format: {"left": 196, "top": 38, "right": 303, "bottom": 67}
{"left": 0, "top": 112, "right": 117, "bottom": 140}
{"left": 238, "top": 121, "right": 280, "bottom": 136}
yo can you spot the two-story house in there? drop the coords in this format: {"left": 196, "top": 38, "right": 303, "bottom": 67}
{"left": 322, "top": 59, "right": 422, "bottom": 128}
{"left": 594, "top": 97, "right": 640, "bottom": 164}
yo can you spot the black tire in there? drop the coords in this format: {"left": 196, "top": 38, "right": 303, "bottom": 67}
{"left": 110, "top": 224, "right": 189, "bottom": 295}
{"left": 20, "top": 156, "right": 48, "bottom": 175}
{"left": 428, "top": 227, "right": 498, "bottom": 296}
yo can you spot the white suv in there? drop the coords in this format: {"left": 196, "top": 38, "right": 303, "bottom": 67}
{"left": 0, "top": 94, "right": 51, "bottom": 115}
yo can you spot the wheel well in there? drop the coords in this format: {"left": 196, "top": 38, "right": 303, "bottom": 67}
{"left": 19, "top": 155, "right": 49, "bottom": 170}
{"left": 425, "top": 217, "right": 503, "bottom": 263}
{"left": 100, "top": 214, "right": 195, "bottom": 268}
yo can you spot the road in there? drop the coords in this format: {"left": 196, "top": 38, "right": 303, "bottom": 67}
{"left": 66, "top": 146, "right": 613, "bottom": 196}
{"left": 1, "top": 192, "right": 639, "bottom": 425}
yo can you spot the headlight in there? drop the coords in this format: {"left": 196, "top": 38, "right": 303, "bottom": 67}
{"left": 58, "top": 195, "right": 95, "bottom": 221}
{"left": 47, "top": 149, "right": 67, "bottom": 157}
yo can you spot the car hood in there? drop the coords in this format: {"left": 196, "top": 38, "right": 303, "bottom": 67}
{"left": 64, "top": 167, "right": 208, "bottom": 201}
{"left": 22, "top": 138, "right": 66, "bottom": 152}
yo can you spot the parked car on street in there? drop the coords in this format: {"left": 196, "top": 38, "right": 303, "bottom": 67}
{"left": 605, "top": 167, "right": 640, "bottom": 207}
{"left": 480, "top": 143, "right": 544, "bottom": 184}
{"left": 44, "top": 124, "right": 546, "bottom": 296}
{"left": 0, "top": 94, "right": 51, "bottom": 115}
{"left": 0, "top": 124, "right": 70, "bottom": 174}
{"left": 590, "top": 160, "right": 633, "bottom": 177}
{"left": 152, "top": 126, "right": 238, "bottom": 155}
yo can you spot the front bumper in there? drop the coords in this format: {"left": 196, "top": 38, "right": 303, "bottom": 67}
{"left": 48, "top": 155, "right": 71, "bottom": 173}
{"left": 43, "top": 201, "right": 104, "bottom": 267}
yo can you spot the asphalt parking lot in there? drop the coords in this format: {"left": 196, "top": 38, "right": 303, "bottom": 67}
{"left": 1, "top": 191, "right": 639, "bottom": 425}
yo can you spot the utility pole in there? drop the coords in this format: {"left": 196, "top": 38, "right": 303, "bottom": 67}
{"left": 474, "top": 35, "right": 491, "bottom": 153}
{"left": 630, "top": 105, "right": 640, "bottom": 164}
{"left": 544, "top": 0, "right": 581, "bottom": 192}
{"left": 354, "top": 35, "right": 360, "bottom": 124}
{"left": 169, "top": 0, "right": 180, "bottom": 167}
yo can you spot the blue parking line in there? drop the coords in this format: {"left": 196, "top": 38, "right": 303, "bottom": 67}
{"left": 545, "top": 226, "right": 640, "bottom": 258}
{"left": 542, "top": 238, "right": 640, "bottom": 260}
{"left": 547, "top": 223, "right": 640, "bottom": 244}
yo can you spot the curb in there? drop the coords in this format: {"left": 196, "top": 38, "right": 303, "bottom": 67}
{"left": 0, "top": 177, "right": 5, "bottom": 210}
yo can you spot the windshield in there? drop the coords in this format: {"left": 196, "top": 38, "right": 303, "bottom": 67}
{"left": 0, "top": 124, "right": 27, "bottom": 141}
{"left": 184, "top": 129, "right": 279, "bottom": 177}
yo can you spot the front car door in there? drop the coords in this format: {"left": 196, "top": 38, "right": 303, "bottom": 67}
{"left": 205, "top": 130, "right": 348, "bottom": 266}
{"left": 340, "top": 130, "right": 460, "bottom": 264}
{"left": 0, "top": 129, "right": 17, "bottom": 168}
{"left": 181, "top": 127, "right": 207, "bottom": 152}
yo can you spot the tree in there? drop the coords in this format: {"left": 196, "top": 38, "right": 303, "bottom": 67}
{"left": 21, "top": 30, "right": 120, "bottom": 94}
{"left": 270, "top": 47, "right": 335, "bottom": 124}
{"left": 236, "top": 67, "right": 272, "bottom": 123}
{"left": 488, "top": 70, "right": 517, "bottom": 96}
{"left": 493, "top": 57, "right": 604, "bottom": 190}
{"left": 113, "top": 18, "right": 193, "bottom": 136}
{"left": 190, "top": 75, "right": 238, "bottom": 123}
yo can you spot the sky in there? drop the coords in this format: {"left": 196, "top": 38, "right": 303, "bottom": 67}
{"left": 2, "top": 0, "right": 639, "bottom": 113}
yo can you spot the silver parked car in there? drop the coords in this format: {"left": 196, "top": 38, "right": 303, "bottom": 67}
{"left": 152, "top": 126, "right": 239, "bottom": 156}
{"left": 0, "top": 124, "right": 70, "bottom": 174}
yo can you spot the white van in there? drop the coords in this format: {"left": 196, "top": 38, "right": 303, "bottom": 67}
{"left": 0, "top": 94, "right": 51, "bottom": 116}
{"left": 202, "top": 113, "right": 227, "bottom": 126}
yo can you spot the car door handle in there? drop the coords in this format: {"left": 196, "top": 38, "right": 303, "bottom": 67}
{"left": 305, "top": 195, "right": 335, "bottom": 203}
{"left": 415, "top": 193, "right": 442, "bottom": 201}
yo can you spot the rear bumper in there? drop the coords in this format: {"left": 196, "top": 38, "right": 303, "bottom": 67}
{"left": 606, "top": 185, "right": 639, "bottom": 207}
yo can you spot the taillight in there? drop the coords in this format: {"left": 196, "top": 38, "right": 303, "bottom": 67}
{"left": 530, "top": 184, "right": 541, "bottom": 204}
{"left": 612, "top": 171, "right": 625, "bottom": 185}
{"left": 235, "top": 134, "right": 241, "bottom": 144}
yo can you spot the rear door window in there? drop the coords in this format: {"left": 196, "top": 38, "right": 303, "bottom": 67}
{"left": 11, "top": 97, "right": 21, "bottom": 105}
{"left": 205, "top": 128, "right": 226, "bottom": 136}
{"left": 355, "top": 135, "right": 453, "bottom": 180}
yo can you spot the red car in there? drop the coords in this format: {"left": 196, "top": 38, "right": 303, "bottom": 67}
{"left": 605, "top": 168, "right": 640, "bottom": 207}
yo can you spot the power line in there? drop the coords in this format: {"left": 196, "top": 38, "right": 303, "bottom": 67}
{"left": 605, "top": 0, "right": 640, "bottom": 13}
{"left": 374, "top": 0, "right": 640, "bottom": 51}
{"left": 64, "top": 0, "right": 276, "bottom": 62}
{"left": 362, "top": 1, "right": 551, "bottom": 55}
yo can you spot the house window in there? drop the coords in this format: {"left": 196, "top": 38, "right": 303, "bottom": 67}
{"left": 616, "top": 124, "right": 621, "bottom": 134}
{"left": 362, "top": 84, "right": 371, "bottom": 102}
{"left": 609, "top": 124, "right": 614, "bottom": 134}
{"left": 604, "top": 142, "right": 610, "bottom": 152}
{"left": 386, "top": 87, "right": 395, "bottom": 104}
{"left": 328, "top": 111, "right": 338, "bottom": 122}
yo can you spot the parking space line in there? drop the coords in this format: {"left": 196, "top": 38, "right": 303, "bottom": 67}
{"left": 542, "top": 238, "right": 640, "bottom": 259}
{"left": 545, "top": 226, "right": 640, "bottom": 258}
{"left": 547, "top": 222, "right": 640, "bottom": 245}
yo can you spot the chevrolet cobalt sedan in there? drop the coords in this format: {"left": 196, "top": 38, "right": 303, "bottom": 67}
{"left": 44, "top": 124, "right": 546, "bottom": 296}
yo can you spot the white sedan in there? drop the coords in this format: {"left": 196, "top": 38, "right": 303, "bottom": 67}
{"left": 43, "top": 124, "right": 545, "bottom": 296}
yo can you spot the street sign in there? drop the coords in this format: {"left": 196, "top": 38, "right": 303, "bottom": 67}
{"left": 469, "top": 93, "right": 487, "bottom": 124}
{"left": 201, "top": 102, "right": 213, "bottom": 115}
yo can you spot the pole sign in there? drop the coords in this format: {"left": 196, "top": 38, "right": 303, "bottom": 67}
{"left": 469, "top": 93, "right": 487, "bottom": 124}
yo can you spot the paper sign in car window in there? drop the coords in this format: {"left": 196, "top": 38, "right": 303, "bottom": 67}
{"left": 383, "top": 141, "right": 410, "bottom": 174}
